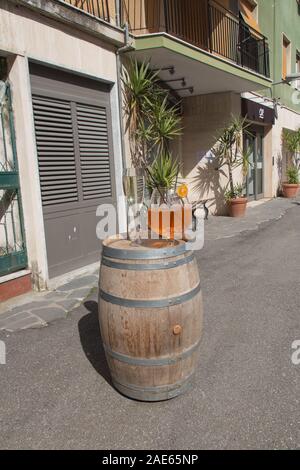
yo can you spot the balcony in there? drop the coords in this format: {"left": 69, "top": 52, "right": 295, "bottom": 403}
{"left": 122, "top": 0, "right": 270, "bottom": 78}
{"left": 62, "top": 0, "right": 112, "bottom": 22}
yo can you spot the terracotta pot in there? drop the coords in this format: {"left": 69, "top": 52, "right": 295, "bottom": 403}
{"left": 227, "top": 197, "right": 247, "bottom": 218}
{"left": 282, "top": 183, "right": 300, "bottom": 198}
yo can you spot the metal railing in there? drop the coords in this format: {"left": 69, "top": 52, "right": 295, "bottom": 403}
{"left": 63, "top": 0, "right": 111, "bottom": 22}
{"left": 0, "top": 60, "right": 27, "bottom": 277}
{"left": 122, "top": 0, "right": 270, "bottom": 78}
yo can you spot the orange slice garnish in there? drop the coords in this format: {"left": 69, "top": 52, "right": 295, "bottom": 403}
{"left": 176, "top": 184, "right": 188, "bottom": 199}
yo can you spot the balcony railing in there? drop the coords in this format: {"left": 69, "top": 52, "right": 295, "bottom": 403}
{"left": 121, "top": 0, "right": 270, "bottom": 78}
{"left": 63, "top": 0, "right": 111, "bottom": 23}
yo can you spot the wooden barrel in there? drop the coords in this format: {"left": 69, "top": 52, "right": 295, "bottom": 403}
{"left": 98, "top": 238, "right": 203, "bottom": 401}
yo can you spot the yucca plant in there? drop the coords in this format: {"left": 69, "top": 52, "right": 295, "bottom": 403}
{"left": 215, "top": 115, "right": 252, "bottom": 197}
{"left": 224, "top": 183, "right": 244, "bottom": 201}
{"left": 122, "top": 60, "right": 159, "bottom": 167}
{"left": 149, "top": 96, "right": 182, "bottom": 156}
{"left": 147, "top": 152, "right": 180, "bottom": 190}
{"left": 283, "top": 128, "right": 300, "bottom": 168}
{"left": 122, "top": 60, "right": 182, "bottom": 168}
{"left": 286, "top": 166, "right": 299, "bottom": 184}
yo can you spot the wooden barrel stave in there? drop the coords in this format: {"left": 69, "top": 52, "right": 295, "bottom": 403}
{"left": 100, "top": 254, "right": 200, "bottom": 301}
{"left": 99, "top": 239, "right": 203, "bottom": 401}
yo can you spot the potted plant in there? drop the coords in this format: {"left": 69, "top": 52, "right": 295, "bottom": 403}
{"left": 282, "top": 166, "right": 300, "bottom": 198}
{"left": 122, "top": 60, "right": 184, "bottom": 239}
{"left": 225, "top": 183, "right": 247, "bottom": 217}
{"left": 282, "top": 129, "right": 300, "bottom": 198}
{"left": 214, "top": 116, "right": 251, "bottom": 217}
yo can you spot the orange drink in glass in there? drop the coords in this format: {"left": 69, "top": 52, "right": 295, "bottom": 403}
{"left": 148, "top": 204, "right": 192, "bottom": 240}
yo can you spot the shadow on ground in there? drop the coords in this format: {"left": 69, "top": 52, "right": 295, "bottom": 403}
{"left": 77, "top": 300, "right": 112, "bottom": 386}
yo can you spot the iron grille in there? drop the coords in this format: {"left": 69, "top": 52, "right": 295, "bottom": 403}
{"left": 0, "top": 65, "right": 27, "bottom": 276}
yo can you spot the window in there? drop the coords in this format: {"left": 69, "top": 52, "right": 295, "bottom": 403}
{"left": 239, "top": 0, "right": 259, "bottom": 31}
{"left": 282, "top": 36, "right": 291, "bottom": 80}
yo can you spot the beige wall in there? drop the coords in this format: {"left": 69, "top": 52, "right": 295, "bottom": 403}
{"left": 0, "top": 0, "right": 125, "bottom": 288}
{"left": 272, "top": 106, "right": 300, "bottom": 196}
{"left": 0, "top": 1, "right": 117, "bottom": 80}
{"left": 181, "top": 91, "right": 241, "bottom": 215}
{"left": 263, "top": 124, "right": 273, "bottom": 198}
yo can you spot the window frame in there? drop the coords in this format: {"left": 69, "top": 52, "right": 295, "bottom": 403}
{"left": 282, "top": 34, "right": 291, "bottom": 80}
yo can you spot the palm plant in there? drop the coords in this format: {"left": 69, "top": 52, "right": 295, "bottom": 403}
{"left": 148, "top": 152, "right": 180, "bottom": 190}
{"left": 122, "top": 60, "right": 158, "bottom": 167}
{"left": 286, "top": 166, "right": 299, "bottom": 184}
{"left": 282, "top": 128, "right": 300, "bottom": 171}
{"left": 149, "top": 96, "right": 182, "bottom": 156}
{"left": 215, "top": 115, "right": 252, "bottom": 198}
{"left": 122, "top": 60, "right": 182, "bottom": 169}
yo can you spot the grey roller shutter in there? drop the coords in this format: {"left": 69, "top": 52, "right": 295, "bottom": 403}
{"left": 32, "top": 95, "right": 78, "bottom": 207}
{"left": 30, "top": 63, "right": 116, "bottom": 277}
{"left": 32, "top": 97, "right": 113, "bottom": 208}
{"left": 76, "top": 103, "right": 112, "bottom": 201}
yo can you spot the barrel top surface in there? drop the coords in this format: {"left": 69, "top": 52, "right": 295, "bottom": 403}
{"left": 102, "top": 236, "right": 190, "bottom": 260}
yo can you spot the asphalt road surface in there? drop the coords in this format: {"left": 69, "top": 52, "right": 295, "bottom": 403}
{"left": 1, "top": 206, "right": 300, "bottom": 450}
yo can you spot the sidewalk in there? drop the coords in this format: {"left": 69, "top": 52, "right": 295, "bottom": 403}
{"left": 0, "top": 270, "right": 99, "bottom": 332}
{"left": 0, "top": 196, "right": 299, "bottom": 332}
{"left": 205, "top": 197, "right": 299, "bottom": 241}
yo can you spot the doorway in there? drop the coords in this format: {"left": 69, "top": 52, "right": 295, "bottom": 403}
{"left": 244, "top": 126, "right": 264, "bottom": 200}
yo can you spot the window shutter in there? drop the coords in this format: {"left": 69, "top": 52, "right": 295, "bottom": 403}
{"left": 282, "top": 38, "right": 290, "bottom": 80}
{"left": 239, "top": 0, "right": 260, "bottom": 32}
{"left": 76, "top": 103, "right": 112, "bottom": 201}
{"left": 32, "top": 95, "right": 79, "bottom": 206}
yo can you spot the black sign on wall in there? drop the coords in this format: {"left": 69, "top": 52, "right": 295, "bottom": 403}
{"left": 241, "top": 98, "right": 275, "bottom": 125}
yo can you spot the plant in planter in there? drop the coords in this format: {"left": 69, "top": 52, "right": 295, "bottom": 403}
{"left": 224, "top": 183, "right": 246, "bottom": 217}
{"left": 282, "top": 166, "right": 300, "bottom": 198}
{"left": 214, "top": 116, "right": 251, "bottom": 217}
{"left": 282, "top": 129, "right": 300, "bottom": 198}
{"left": 122, "top": 60, "right": 184, "bottom": 240}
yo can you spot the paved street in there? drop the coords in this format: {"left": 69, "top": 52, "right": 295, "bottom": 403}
{"left": 1, "top": 203, "right": 300, "bottom": 449}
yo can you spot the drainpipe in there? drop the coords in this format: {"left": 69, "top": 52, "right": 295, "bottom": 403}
{"left": 116, "top": 22, "right": 134, "bottom": 170}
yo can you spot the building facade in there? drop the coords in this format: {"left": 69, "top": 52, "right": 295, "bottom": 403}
{"left": 122, "top": 0, "right": 300, "bottom": 209}
{"left": 257, "top": 0, "right": 300, "bottom": 196}
{"left": 1, "top": 0, "right": 300, "bottom": 300}
{"left": 0, "top": 0, "right": 126, "bottom": 298}
{"left": 121, "top": 0, "right": 274, "bottom": 212}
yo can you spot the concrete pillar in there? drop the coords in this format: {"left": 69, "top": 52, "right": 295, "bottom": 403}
{"left": 263, "top": 125, "right": 273, "bottom": 198}
{"left": 8, "top": 54, "right": 49, "bottom": 289}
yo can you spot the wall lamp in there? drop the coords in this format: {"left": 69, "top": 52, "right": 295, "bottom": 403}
{"left": 164, "top": 78, "right": 186, "bottom": 87}
{"left": 271, "top": 73, "right": 300, "bottom": 119}
{"left": 173, "top": 86, "right": 194, "bottom": 94}
{"left": 153, "top": 66, "right": 175, "bottom": 75}
{"left": 273, "top": 73, "right": 300, "bottom": 86}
